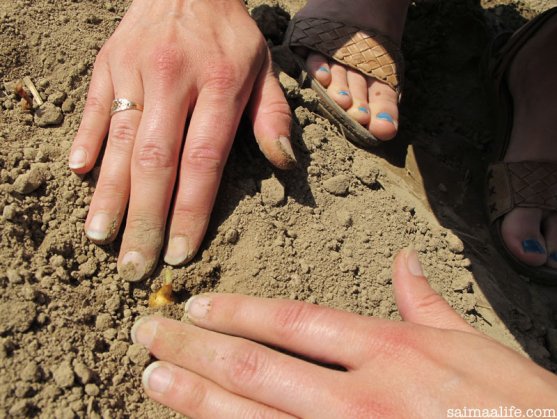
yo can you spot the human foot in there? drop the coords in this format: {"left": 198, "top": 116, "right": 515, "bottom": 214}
{"left": 292, "top": 0, "right": 410, "bottom": 141}
{"left": 499, "top": 11, "right": 557, "bottom": 271}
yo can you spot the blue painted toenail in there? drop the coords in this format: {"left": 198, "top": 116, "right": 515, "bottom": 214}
{"left": 318, "top": 66, "right": 330, "bottom": 73}
{"left": 338, "top": 90, "right": 350, "bottom": 96}
{"left": 358, "top": 106, "right": 369, "bottom": 114}
{"left": 550, "top": 252, "right": 557, "bottom": 262}
{"left": 376, "top": 112, "right": 394, "bottom": 124}
{"left": 522, "top": 239, "right": 545, "bottom": 254}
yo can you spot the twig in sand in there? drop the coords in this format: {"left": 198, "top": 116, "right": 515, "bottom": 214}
{"left": 23, "top": 76, "right": 44, "bottom": 106}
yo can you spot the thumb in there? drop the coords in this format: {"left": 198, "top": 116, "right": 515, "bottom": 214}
{"left": 392, "top": 249, "right": 478, "bottom": 334}
{"left": 248, "top": 53, "right": 296, "bottom": 170}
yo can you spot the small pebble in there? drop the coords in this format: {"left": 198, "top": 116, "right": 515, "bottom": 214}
{"left": 53, "top": 361, "right": 75, "bottom": 388}
{"left": 12, "top": 167, "right": 45, "bottom": 194}
{"left": 127, "top": 343, "right": 151, "bottom": 366}
{"left": 225, "top": 228, "right": 239, "bottom": 244}
{"left": 323, "top": 175, "right": 350, "bottom": 196}
{"left": 260, "top": 176, "right": 286, "bottom": 207}
{"left": 34, "top": 102, "right": 64, "bottom": 127}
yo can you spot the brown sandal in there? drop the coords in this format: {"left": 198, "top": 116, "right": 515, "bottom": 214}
{"left": 485, "top": 7, "right": 557, "bottom": 284}
{"left": 283, "top": 16, "right": 404, "bottom": 148}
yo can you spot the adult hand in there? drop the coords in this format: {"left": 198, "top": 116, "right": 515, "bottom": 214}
{"left": 69, "top": 0, "right": 294, "bottom": 281}
{"left": 131, "top": 250, "right": 557, "bottom": 417}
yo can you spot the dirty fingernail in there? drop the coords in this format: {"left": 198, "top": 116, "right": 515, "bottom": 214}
{"left": 164, "top": 236, "right": 191, "bottom": 266}
{"left": 86, "top": 212, "right": 113, "bottom": 242}
{"left": 277, "top": 136, "right": 297, "bottom": 167}
{"left": 405, "top": 249, "right": 424, "bottom": 277}
{"left": 143, "top": 363, "right": 173, "bottom": 394}
{"left": 119, "top": 251, "right": 146, "bottom": 282}
{"left": 185, "top": 295, "right": 212, "bottom": 320}
{"left": 522, "top": 239, "right": 545, "bottom": 254}
{"left": 376, "top": 112, "right": 394, "bottom": 124}
{"left": 131, "top": 317, "right": 158, "bottom": 347}
{"left": 69, "top": 147, "right": 87, "bottom": 169}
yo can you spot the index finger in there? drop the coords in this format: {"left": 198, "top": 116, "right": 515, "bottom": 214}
{"left": 183, "top": 293, "right": 378, "bottom": 369}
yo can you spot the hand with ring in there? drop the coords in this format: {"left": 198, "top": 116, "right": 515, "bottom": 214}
{"left": 68, "top": 0, "right": 294, "bottom": 281}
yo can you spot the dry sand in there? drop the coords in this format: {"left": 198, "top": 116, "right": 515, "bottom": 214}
{"left": 1, "top": 0, "right": 557, "bottom": 417}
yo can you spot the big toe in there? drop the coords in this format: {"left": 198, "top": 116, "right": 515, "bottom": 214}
{"left": 501, "top": 208, "right": 547, "bottom": 266}
{"left": 543, "top": 213, "right": 557, "bottom": 269}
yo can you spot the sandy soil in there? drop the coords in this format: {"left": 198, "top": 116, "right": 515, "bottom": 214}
{"left": 1, "top": 0, "right": 557, "bottom": 417}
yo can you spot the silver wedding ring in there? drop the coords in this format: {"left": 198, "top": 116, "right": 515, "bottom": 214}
{"left": 110, "top": 98, "right": 144, "bottom": 116}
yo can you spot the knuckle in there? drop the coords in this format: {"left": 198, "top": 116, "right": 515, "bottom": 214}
{"left": 183, "top": 379, "right": 208, "bottom": 414}
{"left": 149, "top": 46, "right": 185, "bottom": 81}
{"left": 226, "top": 345, "right": 266, "bottom": 389}
{"left": 83, "top": 95, "right": 109, "bottom": 117}
{"left": 412, "top": 292, "right": 447, "bottom": 316}
{"left": 272, "top": 301, "right": 315, "bottom": 342}
{"left": 135, "top": 140, "right": 175, "bottom": 170}
{"left": 183, "top": 143, "right": 224, "bottom": 174}
{"left": 125, "top": 213, "right": 165, "bottom": 236}
{"left": 109, "top": 120, "right": 136, "bottom": 146}
{"left": 94, "top": 178, "right": 128, "bottom": 202}
{"left": 203, "top": 63, "right": 238, "bottom": 94}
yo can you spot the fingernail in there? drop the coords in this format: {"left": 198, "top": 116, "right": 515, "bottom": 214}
{"left": 277, "top": 136, "right": 297, "bottom": 167}
{"left": 69, "top": 147, "right": 87, "bottom": 169}
{"left": 338, "top": 90, "right": 350, "bottom": 96}
{"left": 142, "top": 362, "right": 173, "bottom": 394}
{"left": 318, "top": 66, "right": 330, "bottom": 73}
{"left": 405, "top": 249, "right": 424, "bottom": 277}
{"left": 131, "top": 317, "right": 158, "bottom": 347}
{"left": 358, "top": 106, "right": 369, "bottom": 114}
{"left": 522, "top": 239, "right": 545, "bottom": 254}
{"left": 164, "top": 236, "right": 192, "bottom": 266}
{"left": 550, "top": 252, "right": 557, "bottom": 262}
{"left": 184, "top": 295, "right": 212, "bottom": 320}
{"left": 119, "top": 251, "right": 146, "bottom": 282}
{"left": 376, "top": 112, "right": 395, "bottom": 124}
{"left": 86, "top": 212, "right": 113, "bottom": 242}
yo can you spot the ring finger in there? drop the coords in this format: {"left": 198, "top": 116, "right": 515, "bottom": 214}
{"left": 85, "top": 74, "right": 144, "bottom": 244}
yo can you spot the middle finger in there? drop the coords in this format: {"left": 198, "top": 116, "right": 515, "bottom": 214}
{"left": 117, "top": 60, "right": 190, "bottom": 282}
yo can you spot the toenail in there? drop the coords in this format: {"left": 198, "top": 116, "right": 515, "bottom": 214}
{"left": 358, "top": 106, "right": 369, "bottom": 114}
{"left": 522, "top": 239, "right": 545, "bottom": 254}
{"left": 338, "top": 90, "right": 350, "bottom": 96}
{"left": 550, "top": 252, "right": 557, "bottom": 262}
{"left": 376, "top": 112, "right": 395, "bottom": 124}
{"left": 143, "top": 362, "right": 174, "bottom": 394}
{"left": 318, "top": 66, "right": 330, "bottom": 73}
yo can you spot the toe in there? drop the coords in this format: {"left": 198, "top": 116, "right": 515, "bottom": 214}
{"left": 367, "top": 79, "right": 399, "bottom": 141}
{"left": 306, "top": 52, "right": 332, "bottom": 87}
{"left": 327, "top": 62, "right": 352, "bottom": 110}
{"left": 543, "top": 213, "right": 557, "bottom": 269}
{"left": 345, "top": 68, "right": 371, "bottom": 126}
{"left": 501, "top": 208, "right": 547, "bottom": 267}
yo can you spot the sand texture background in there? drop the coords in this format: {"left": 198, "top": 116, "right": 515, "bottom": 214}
{"left": 1, "top": 0, "right": 557, "bottom": 417}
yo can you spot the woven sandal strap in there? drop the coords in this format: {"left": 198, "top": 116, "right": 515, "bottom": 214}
{"left": 285, "top": 17, "right": 404, "bottom": 94}
{"left": 487, "top": 161, "right": 557, "bottom": 223}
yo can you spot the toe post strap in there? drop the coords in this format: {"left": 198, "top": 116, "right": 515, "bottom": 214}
{"left": 284, "top": 16, "right": 404, "bottom": 96}
{"left": 487, "top": 161, "right": 557, "bottom": 223}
